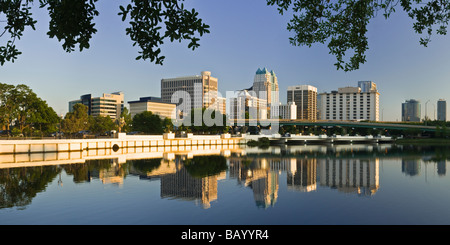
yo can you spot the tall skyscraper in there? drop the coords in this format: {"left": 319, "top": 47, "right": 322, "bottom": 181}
{"left": 252, "top": 68, "right": 279, "bottom": 115}
{"left": 287, "top": 85, "right": 318, "bottom": 121}
{"left": 402, "top": 99, "right": 421, "bottom": 122}
{"left": 161, "top": 71, "right": 220, "bottom": 114}
{"left": 69, "top": 92, "right": 124, "bottom": 120}
{"left": 437, "top": 99, "right": 447, "bottom": 121}
{"left": 318, "top": 83, "right": 380, "bottom": 121}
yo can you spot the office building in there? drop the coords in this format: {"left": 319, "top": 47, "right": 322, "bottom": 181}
{"left": 128, "top": 96, "right": 176, "bottom": 119}
{"left": 271, "top": 102, "right": 297, "bottom": 120}
{"left": 229, "top": 90, "right": 267, "bottom": 120}
{"left": 318, "top": 84, "right": 380, "bottom": 121}
{"left": 69, "top": 92, "right": 124, "bottom": 120}
{"left": 161, "top": 71, "right": 219, "bottom": 113}
{"left": 216, "top": 97, "right": 227, "bottom": 116}
{"left": 402, "top": 99, "right": 421, "bottom": 122}
{"left": 287, "top": 85, "right": 318, "bottom": 121}
{"left": 438, "top": 99, "right": 446, "bottom": 121}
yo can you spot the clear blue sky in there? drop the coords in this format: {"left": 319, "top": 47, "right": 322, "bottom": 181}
{"left": 1, "top": 0, "right": 450, "bottom": 121}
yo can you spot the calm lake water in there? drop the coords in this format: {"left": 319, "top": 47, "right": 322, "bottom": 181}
{"left": 1, "top": 143, "right": 450, "bottom": 225}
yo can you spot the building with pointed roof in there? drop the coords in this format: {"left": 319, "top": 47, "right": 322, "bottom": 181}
{"left": 252, "top": 67, "right": 279, "bottom": 118}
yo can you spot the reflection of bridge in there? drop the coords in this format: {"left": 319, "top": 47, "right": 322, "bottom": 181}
{"left": 232, "top": 119, "right": 437, "bottom": 132}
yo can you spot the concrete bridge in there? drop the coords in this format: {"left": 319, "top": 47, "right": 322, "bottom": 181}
{"left": 232, "top": 119, "right": 437, "bottom": 132}
{"left": 242, "top": 133, "right": 394, "bottom": 145}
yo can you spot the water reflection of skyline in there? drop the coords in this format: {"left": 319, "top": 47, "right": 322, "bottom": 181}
{"left": 0, "top": 144, "right": 449, "bottom": 210}
{"left": 130, "top": 158, "right": 226, "bottom": 209}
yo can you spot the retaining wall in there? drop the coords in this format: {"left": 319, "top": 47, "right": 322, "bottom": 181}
{"left": 0, "top": 133, "right": 244, "bottom": 155}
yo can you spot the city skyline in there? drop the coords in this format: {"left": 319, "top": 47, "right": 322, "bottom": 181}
{"left": 1, "top": 1, "right": 450, "bottom": 121}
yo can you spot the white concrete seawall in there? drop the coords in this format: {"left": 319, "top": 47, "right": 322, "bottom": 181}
{"left": 0, "top": 133, "right": 244, "bottom": 155}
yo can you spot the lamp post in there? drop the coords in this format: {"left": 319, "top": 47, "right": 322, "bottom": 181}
{"left": 433, "top": 103, "right": 436, "bottom": 120}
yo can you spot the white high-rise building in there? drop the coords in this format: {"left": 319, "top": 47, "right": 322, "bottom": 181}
{"left": 271, "top": 102, "right": 297, "bottom": 120}
{"left": 161, "top": 71, "right": 218, "bottom": 108}
{"left": 318, "top": 84, "right": 380, "bottom": 121}
{"left": 161, "top": 71, "right": 220, "bottom": 114}
{"left": 229, "top": 90, "right": 267, "bottom": 120}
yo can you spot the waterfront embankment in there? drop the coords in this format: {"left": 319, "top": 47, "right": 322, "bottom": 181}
{"left": 0, "top": 133, "right": 243, "bottom": 155}
{"left": 0, "top": 132, "right": 399, "bottom": 155}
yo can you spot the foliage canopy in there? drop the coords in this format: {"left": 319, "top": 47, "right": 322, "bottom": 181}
{"left": 0, "top": 0, "right": 209, "bottom": 65}
{"left": 267, "top": 0, "right": 450, "bottom": 71}
{"left": 0, "top": 82, "right": 59, "bottom": 136}
{"left": 1, "top": 0, "right": 449, "bottom": 71}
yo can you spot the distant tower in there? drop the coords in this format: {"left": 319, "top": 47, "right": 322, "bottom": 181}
{"left": 357, "top": 81, "right": 377, "bottom": 92}
{"left": 402, "top": 99, "right": 421, "bottom": 122}
{"left": 437, "top": 99, "right": 447, "bottom": 121}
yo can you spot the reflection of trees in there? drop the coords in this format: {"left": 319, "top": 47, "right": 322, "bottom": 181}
{"left": 63, "top": 159, "right": 128, "bottom": 183}
{"left": 129, "top": 158, "right": 162, "bottom": 173}
{"left": 424, "top": 146, "right": 450, "bottom": 163}
{"left": 0, "top": 166, "right": 60, "bottom": 209}
{"left": 183, "top": 155, "right": 228, "bottom": 178}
